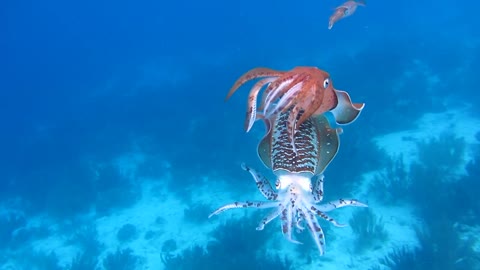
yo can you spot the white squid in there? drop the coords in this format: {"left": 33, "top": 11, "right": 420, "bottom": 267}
{"left": 209, "top": 112, "right": 367, "bottom": 255}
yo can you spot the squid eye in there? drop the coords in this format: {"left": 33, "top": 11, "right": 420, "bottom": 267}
{"left": 323, "top": 78, "right": 330, "bottom": 88}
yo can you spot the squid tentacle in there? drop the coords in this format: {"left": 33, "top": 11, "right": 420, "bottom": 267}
{"left": 312, "top": 175, "right": 324, "bottom": 202}
{"left": 315, "top": 198, "right": 368, "bottom": 212}
{"left": 301, "top": 206, "right": 326, "bottom": 255}
{"left": 208, "top": 201, "right": 280, "bottom": 218}
{"left": 286, "top": 105, "right": 302, "bottom": 152}
{"left": 260, "top": 74, "right": 298, "bottom": 112}
{"left": 306, "top": 204, "right": 347, "bottom": 227}
{"left": 264, "top": 81, "right": 304, "bottom": 119}
{"left": 281, "top": 208, "right": 302, "bottom": 244}
{"left": 245, "top": 78, "right": 277, "bottom": 132}
{"left": 256, "top": 204, "right": 285, "bottom": 231}
{"left": 225, "top": 67, "right": 283, "bottom": 101}
{"left": 241, "top": 163, "right": 278, "bottom": 200}
{"left": 295, "top": 208, "right": 305, "bottom": 231}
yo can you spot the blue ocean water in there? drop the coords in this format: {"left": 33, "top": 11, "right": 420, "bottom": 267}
{"left": 2, "top": 0, "right": 480, "bottom": 269}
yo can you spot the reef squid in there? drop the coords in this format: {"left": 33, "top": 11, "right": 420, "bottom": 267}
{"left": 209, "top": 111, "right": 367, "bottom": 255}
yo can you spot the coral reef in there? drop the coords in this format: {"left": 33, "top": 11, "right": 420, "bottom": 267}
{"left": 68, "top": 252, "right": 98, "bottom": 270}
{"left": 379, "top": 246, "right": 417, "bottom": 270}
{"left": 102, "top": 248, "right": 140, "bottom": 270}
{"left": 452, "top": 149, "right": 480, "bottom": 225}
{"left": 372, "top": 134, "right": 480, "bottom": 269}
{"left": 379, "top": 220, "right": 480, "bottom": 270}
{"left": 371, "top": 132, "right": 469, "bottom": 220}
{"left": 416, "top": 132, "right": 465, "bottom": 175}
{"left": 12, "top": 250, "right": 62, "bottom": 270}
{"left": 116, "top": 223, "right": 138, "bottom": 243}
{"left": 370, "top": 155, "right": 410, "bottom": 204}
{"left": 349, "top": 208, "right": 388, "bottom": 253}
{"left": 162, "top": 214, "right": 292, "bottom": 270}
{"left": 409, "top": 133, "right": 466, "bottom": 221}
{"left": 66, "top": 224, "right": 103, "bottom": 270}
{"left": 161, "top": 239, "right": 177, "bottom": 254}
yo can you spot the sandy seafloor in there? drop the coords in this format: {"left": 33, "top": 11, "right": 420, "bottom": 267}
{"left": 1, "top": 106, "right": 479, "bottom": 270}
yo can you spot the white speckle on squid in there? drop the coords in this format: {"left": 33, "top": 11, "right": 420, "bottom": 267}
{"left": 264, "top": 78, "right": 294, "bottom": 109}
{"left": 272, "top": 82, "right": 304, "bottom": 115}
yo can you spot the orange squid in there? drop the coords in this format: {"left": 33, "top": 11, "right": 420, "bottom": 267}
{"left": 328, "top": 0, "right": 366, "bottom": 30}
{"left": 225, "top": 66, "right": 364, "bottom": 150}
